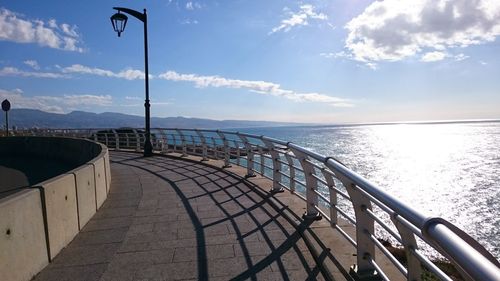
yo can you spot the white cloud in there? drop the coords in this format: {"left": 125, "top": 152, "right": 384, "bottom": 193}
{"left": 60, "top": 23, "right": 79, "bottom": 37}
{"left": 180, "top": 19, "right": 199, "bottom": 25}
{"left": 454, "top": 53, "right": 469, "bottom": 61}
{"left": 0, "top": 88, "right": 111, "bottom": 113}
{"left": 63, "top": 94, "right": 112, "bottom": 106}
{"left": 364, "top": 62, "right": 378, "bottom": 70}
{"left": 320, "top": 51, "right": 352, "bottom": 59}
{"left": 0, "top": 8, "right": 84, "bottom": 52}
{"left": 344, "top": 0, "right": 500, "bottom": 62}
{"left": 186, "top": 2, "right": 201, "bottom": 10}
{"left": 421, "top": 51, "right": 448, "bottom": 62}
{"left": 125, "top": 96, "right": 142, "bottom": 100}
{"left": 270, "top": 4, "right": 328, "bottom": 34}
{"left": 158, "top": 71, "right": 352, "bottom": 107}
{"left": 23, "top": 60, "right": 40, "bottom": 70}
{"left": 62, "top": 64, "right": 146, "bottom": 80}
{"left": 0, "top": 66, "right": 66, "bottom": 78}
{"left": 151, "top": 101, "right": 171, "bottom": 105}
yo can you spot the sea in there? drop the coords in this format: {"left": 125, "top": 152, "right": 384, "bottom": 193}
{"left": 239, "top": 121, "right": 500, "bottom": 259}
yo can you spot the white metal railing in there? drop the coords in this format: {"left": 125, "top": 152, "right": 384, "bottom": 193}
{"left": 9, "top": 128, "right": 500, "bottom": 281}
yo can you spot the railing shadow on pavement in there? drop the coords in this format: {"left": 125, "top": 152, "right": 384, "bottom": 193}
{"left": 111, "top": 151, "right": 350, "bottom": 280}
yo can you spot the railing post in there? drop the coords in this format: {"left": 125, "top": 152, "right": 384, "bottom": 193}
{"left": 190, "top": 135, "right": 195, "bottom": 155}
{"left": 216, "top": 131, "right": 231, "bottom": 168}
{"left": 234, "top": 140, "right": 241, "bottom": 166}
{"left": 172, "top": 133, "right": 178, "bottom": 153}
{"left": 210, "top": 137, "right": 217, "bottom": 159}
{"left": 289, "top": 146, "right": 321, "bottom": 220}
{"left": 340, "top": 179, "right": 379, "bottom": 280}
{"left": 391, "top": 216, "right": 422, "bottom": 281}
{"left": 111, "top": 129, "right": 120, "bottom": 150}
{"left": 259, "top": 146, "right": 265, "bottom": 175}
{"left": 157, "top": 129, "right": 168, "bottom": 154}
{"left": 284, "top": 153, "right": 296, "bottom": 193}
{"left": 175, "top": 129, "right": 187, "bottom": 157}
{"left": 322, "top": 169, "right": 337, "bottom": 227}
{"left": 195, "top": 130, "right": 208, "bottom": 161}
{"left": 152, "top": 129, "right": 161, "bottom": 151}
{"left": 238, "top": 134, "right": 255, "bottom": 177}
{"left": 132, "top": 129, "right": 141, "bottom": 151}
{"left": 262, "top": 139, "right": 284, "bottom": 192}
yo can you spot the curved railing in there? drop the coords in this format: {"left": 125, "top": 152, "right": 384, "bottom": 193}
{"left": 12, "top": 128, "right": 500, "bottom": 281}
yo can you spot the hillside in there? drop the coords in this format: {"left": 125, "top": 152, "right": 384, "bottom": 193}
{"left": 6, "top": 109, "right": 303, "bottom": 129}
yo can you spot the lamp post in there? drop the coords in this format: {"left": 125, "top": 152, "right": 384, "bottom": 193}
{"left": 1, "top": 99, "right": 10, "bottom": 136}
{"left": 110, "top": 7, "right": 153, "bottom": 157}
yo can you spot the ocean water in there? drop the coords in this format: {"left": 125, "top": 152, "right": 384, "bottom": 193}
{"left": 240, "top": 121, "right": 500, "bottom": 258}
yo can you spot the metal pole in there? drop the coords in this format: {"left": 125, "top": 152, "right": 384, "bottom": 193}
{"left": 5, "top": 111, "right": 8, "bottom": 136}
{"left": 143, "top": 9, "right": 153, "bottom": 157}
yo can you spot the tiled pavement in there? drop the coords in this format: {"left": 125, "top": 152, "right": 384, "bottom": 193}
{"left": 32, "top": 151, "right": 339, "bottom": 281}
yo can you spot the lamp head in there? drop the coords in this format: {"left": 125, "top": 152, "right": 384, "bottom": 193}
{"left": 110, "top": 12, "right": 128, "bottom": 37}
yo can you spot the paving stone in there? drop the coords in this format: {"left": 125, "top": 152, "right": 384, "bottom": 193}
{"left": 100, "top": 262, "right": 149, "bottom": 281}
{"left": 127, "top": 223, "right": 154, "bottom": 235}
{"left": 49, "top": 243, "right": 119, "bottom": 267}
{"left": 33, "top": 151, "right": 341, "bottom": 281}
{"left": 173, "top": 244, "right": 234, "bottom": 262}
{"left": 32, "top": 263, "right": 109, "bottom": 281}
{"left": 111, "top": 249, "right": 174, "bottom": 265}
{"left": 81, "top": 216, "right": 133, "bottom": 232}
{"left": 72, "top": 227, "right": 128, "bottom": 246}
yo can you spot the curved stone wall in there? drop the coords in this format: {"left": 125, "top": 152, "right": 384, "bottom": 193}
{"left": 0, "top": 137, "right": 110, "bottom": 281}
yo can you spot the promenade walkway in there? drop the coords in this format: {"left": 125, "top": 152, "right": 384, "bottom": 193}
{"left": 32, "top": 151, "right": 352, "bottom": 281}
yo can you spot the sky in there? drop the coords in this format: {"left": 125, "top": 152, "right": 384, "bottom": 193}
{"left": 0, "top": 0, "right": 499, "bottom": 124}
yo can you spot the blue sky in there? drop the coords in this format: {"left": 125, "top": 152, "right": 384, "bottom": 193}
{"left": 0, "top": 0, "right": 499, "bottom": 123}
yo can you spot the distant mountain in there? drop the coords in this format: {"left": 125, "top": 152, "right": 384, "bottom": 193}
{"left": 6, "top": 109, "right": 304, "bottom": 129}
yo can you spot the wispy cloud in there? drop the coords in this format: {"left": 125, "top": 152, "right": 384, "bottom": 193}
{"left": 158, "top": 71, "right": 352, "bottom": 107}
{"left": 151, "top": 101, "right": 171, "bottom": 106}
{"left": 320, "top": 51, "right": 352, "bottom": 59}
{"left": 454, "top": 53, "right": 469, "bottom": 62}
{"left": 186, "top": 2, "right": 202, "bottom": 10}
{"left": 0, "top": 8, "right": 84, "bottom": 52}
{"left": 270, "top": 4, "right": 328, "bottom": 34}
{"left": 421, "top": 51, "right": 448, "bottom": 62}
{"left": 0, "top": 88, "right": 111, "bottom": 113}
{"left": 125, "top": 96, "right": 142, "bottom": 100}
{"left": 180, "top": 19, "right": 199, "bottom": 25}
{"left": 23, "top": 60, "right": 40, "bottom": 70}
{"left": 344, "top": 0, "right": 500, "bottom": 63}
{"left": 0, "top": 66, "right": 67, "bottom": 78}
{"left": 62, "top": 94, "right": 112, "bottom": 106}
{"left": 62, "top": 64, "right": 146, "bottom": 80}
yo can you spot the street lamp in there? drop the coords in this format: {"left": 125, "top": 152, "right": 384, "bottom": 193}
{"left": 110, "top": 7, "right": 153, "bottom": 157}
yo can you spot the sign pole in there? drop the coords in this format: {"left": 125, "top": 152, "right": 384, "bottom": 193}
{"left": 2, "top": 99, "right": 11, "bottom": 137}
{"left": 5, "top": 110, "right": 8, "bottom": 136}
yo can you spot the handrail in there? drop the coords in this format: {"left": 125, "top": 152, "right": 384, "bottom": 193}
{"left": 9, "top": 127, "right": 500, "bottom": 281}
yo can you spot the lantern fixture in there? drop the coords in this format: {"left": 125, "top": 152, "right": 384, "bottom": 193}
{"left": 110, "top": 12, "right": 128, "bottom": 37}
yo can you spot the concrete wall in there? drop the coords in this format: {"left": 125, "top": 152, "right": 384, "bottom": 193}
{"left": 0, "top": 137, "right": 103, "bottom": 168}
{"left": 0, "top": 137, "right": 110, "bottom": 281}
{"left": 92, "top": 157, "right": 107, "bottom": 209}
{"left": 72, "top": 164, "right": 96, "bottom": 229}
{"left": 39, "top": 173, "right": 79, "bottom": 260}
{"left": 104, "top": 150, "right": 111, "bottom": 192}
{"left": 0, "top": 190, "right": 48, "bottom": 281}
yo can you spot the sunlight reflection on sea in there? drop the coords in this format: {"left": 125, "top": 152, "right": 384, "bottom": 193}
{"left": 242, "top": 122, "right": 500, "bottom": 258}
